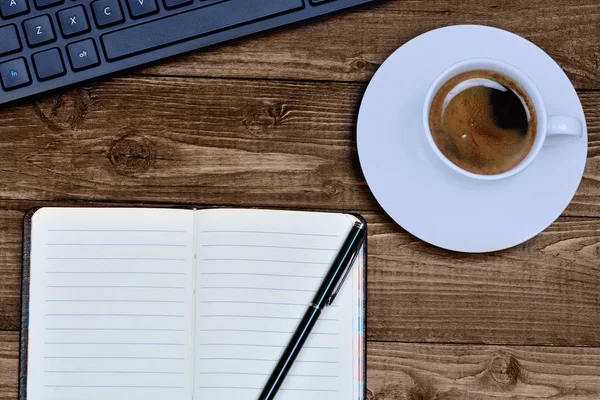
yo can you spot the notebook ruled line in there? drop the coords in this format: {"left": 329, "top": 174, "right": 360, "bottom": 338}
{"left": 201, "top": 244, "right": 336, "bottom": 251}
{"left": 46, "top": 272, "right": 186, "bottom": 275}
{"left": 46, "top": 299, "right": 185, "bottom": 303}
{"left": 45, "top": 356, "right": 185, "bottom": 360}
{"left": 45, "top": 342, "right": 185, "bottom": 346}
{"left": 200, "top": 258, "right": 329, "bottom": 265}
{"left": 198, "top": 315, "right": 338, "bottom": 321}
{"left": 47, "top": 229, "right": 187, "bottom": 233}
{"left": 197, "top": 372, "right": 338, "bottom": 378}
{"left": 45, "top": 286, "right": 186, "bottom": 289}
{"left": 201, "top": 272, "right": 322, "bottom": 279}
{"left": 196, "top": 358, "right": 338, "bottom": 364}
{"left": 197, "top": 329, "right": 338, "bottom": 336}
{"left": 45, "top": 328, "right": 185, "bottom": 331}
{"left": 45, "top": 314, "right": 185, "bottom": 317}
{"left": 197, "top": 387, "right": 338, "bottom": 392}
{"left": 47, "top": 243, "right": 187, "bottom": 247}
{"left": 197, "top": 343, "right": 338, "bottom": 349}
{"left": 200, "top": 230, "right": 338, "bottom": 238}
{"left": 198, "top": 300, "right": 307, "bottom": 306}
{"left": 198, "top": 300, "right": 338, "bottom": 308}
{"left": 46, "top": 257, "right": 187, "bottom": 261}
{"left": 43, "top": 385, "right": 185, "bottom": 389}
{"left": 45, "top": 371, "right": 185, "bottom": 374}
{"left": 46, "top": 265, "right": 187, "bottom": 268}
{"left": 199, "top": 286, "right": 315, "bottom": 292}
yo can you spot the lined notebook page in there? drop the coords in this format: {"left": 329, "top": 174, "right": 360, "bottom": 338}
{"left": 193, "top": 209, "right": 359, "bottom": 400}
{"left": 27, "top": 208, "right": 195, "bottom": 400}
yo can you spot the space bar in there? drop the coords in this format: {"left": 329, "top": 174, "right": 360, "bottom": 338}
{"left": 102, "top": 0, "right": 304, "bottom": 61}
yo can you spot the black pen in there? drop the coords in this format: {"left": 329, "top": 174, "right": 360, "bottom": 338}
{"left": 257, "top": 219, "right": 366, "bottom": 400}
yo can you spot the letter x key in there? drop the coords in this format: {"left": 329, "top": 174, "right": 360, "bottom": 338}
{"left": 58, "top": 5, "right": 90, "bottom": 37}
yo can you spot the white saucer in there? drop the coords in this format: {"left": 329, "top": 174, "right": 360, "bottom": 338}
{"left": 357, "top": 25, "right": 588, "bottom": 252}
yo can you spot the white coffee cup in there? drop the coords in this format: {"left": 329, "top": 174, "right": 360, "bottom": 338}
{"left": 423, "top": 58, "right": 583, "bottom": 181}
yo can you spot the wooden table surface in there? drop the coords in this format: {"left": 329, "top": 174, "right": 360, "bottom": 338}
{"left": 1, "top": 1, "right": 600, "bottom": 398}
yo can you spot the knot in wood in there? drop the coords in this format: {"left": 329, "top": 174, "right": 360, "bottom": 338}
{"left": 109, "top": 134, "right": 155, "bottom": 176}
{"left": 323, "top": 180, "right": 341, "bottom": 198}
{"left": 488, "top": 353, "right": 520, "bottom": 386}
{"left": 352, "top": 59, "right": 367, "bottom": 70}
{"left": 350, "top": 58, "right": 375, "bottom": 72}
{"left": 242, "top": 102, "right": 290, "bottom": 132}
{"left": 32, "top": 88, "right": 94, "bottom": 132}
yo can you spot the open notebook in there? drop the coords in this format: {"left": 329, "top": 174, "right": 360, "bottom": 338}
{"left": 21, "top": 207, "right": 366, "bottom": 400}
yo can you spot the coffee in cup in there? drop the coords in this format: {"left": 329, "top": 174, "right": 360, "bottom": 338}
{"left": 423, "top": 58, "right": 583, "bottom": 181}
{"left": 428, "top": 70, "right": 536, "bottom": 175}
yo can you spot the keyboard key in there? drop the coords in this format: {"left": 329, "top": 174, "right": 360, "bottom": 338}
{"left": 32, "top": 47, "right": 65, "bottom": 80}
{"left": 103, "top": 0, "right": 304, "bottom": 61}
{"left": 0, "top": 0, "right": 29, "bottom": 18}
{"left": 163, "top": 0, "right": 191, "bottom": 10}
{"left": 126, "top": 0, "right": 157, "bottom": 18}
{"left": 34, "top": 0, "right": 63, "bottom": 9}
{"left": 91, "top": 0, "right": 124, "bottom": 28}
{"left": 57, "top": 5, "right": 90, "bottom": 37}
{"left": 0, "top": 25, "right": 21, "bottom": 56}
{"left": 0, "top": 57, "right": 31, "bottom": 90}
{"left": 67, "top": 38, "right": 99, "bottom": 71}
{"left": 23, "top": 15, "right": 56, "bottom": 47}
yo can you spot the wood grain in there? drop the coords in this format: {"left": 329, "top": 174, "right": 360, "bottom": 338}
{"left": 0, "top": 77, "right": 598, "bottom": 216}
{"left": 0, "top": 208, "right": 23, "bottom": 334}
{"left": 0, "top": 332, "right": 18, "bottom": 400}
{"left": 0, "top": 201, "right": 598, "bottom": 345}
{"left": 136, "top": 0, "right": 600, "bottom": 89}
{"left": 365, "top": 212, "right": 600, "bottom": 346}
{"left": 367, "top": 342, "right": 600, "bottom": 399}
{"left": 2, "top": 332, "right": 599, "bottom": 400}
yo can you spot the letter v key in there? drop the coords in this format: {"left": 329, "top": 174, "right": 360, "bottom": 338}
{"left": 127, "top": 0, "right": 157, "bottom": 18}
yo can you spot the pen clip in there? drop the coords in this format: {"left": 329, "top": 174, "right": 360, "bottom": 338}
{"left": 326, "top": 238, "right": 364, "bottom": 307}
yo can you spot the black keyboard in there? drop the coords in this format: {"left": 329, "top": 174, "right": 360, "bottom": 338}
{"left": 0, "top": 0, "right": 378, "bottom": 106}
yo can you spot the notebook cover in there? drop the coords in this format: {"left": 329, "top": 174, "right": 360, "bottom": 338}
{"left": 20, "top": 207, "right": 39, "bottom": 400}
{"left": 19, "top": 206, "right": 367, "bottom": 400}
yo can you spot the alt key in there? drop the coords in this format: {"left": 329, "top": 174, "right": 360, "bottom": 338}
{"left": 67, "top": 38, "right": 100, "bottom": 71}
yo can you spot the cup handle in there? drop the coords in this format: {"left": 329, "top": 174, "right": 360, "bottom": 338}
{"left": 545, "top": 116, "right": 583, "bottom": 145}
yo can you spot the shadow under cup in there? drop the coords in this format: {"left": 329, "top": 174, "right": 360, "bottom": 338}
{"left": 423, "top": 58, "right": 552, "bottom": 182}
